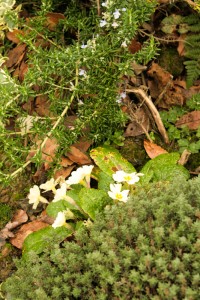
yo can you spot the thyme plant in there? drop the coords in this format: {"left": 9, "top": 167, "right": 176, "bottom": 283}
{"left": 0, "top": 0, "right": 158, "bottom": 185}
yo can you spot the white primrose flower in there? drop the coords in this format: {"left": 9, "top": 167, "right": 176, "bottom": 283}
{"left": 113, "top": 9, "right": 121, "bottom": 19}
{"left": 66, "top": 165, "right": 94, "bottom": 187}
{"left": 108, "top": 183, "right": 129, "bottom": 202}
{"left": 100, "top": 19, "right": 107, "bottom": 27}
{"left": 40, "top": 178, "right": 57, "bottom": 193}
{"left": 112, "top": 21, "right": 119, "bottom": 28}
{"left": 52, "top": 211, "right": 66, "bottom": 228}
{"left": 28, "top": 185, "right": 49, "bottom": 209}
{"left": 52, "top": 182, "right": 68, "bottom": 202}
{"left": 113, "top": 170, "right": 144, "bottom": 185}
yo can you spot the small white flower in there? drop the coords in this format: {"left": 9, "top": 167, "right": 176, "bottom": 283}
{"left": 112, "top": 22, "right": 119, "bottom": 28}
{"left": 53, "top": 183, "right": 68, "bottom": 202}
{"left": 101, "top": 2, "right": 107, "bottom": 7}
{"left": 122, "top": 8, "right": 126, "bottom": 11}
{"left": 100, "top": 19, "right": 107, "bottom": 27}
{"left": 66, "top": 165, "right": 94, "bottom": 187}
{"left": 79, "top": 69, "right": 86, "bottom": 76}
{"left": 113, "top": 171, "right": 144, "bottom": 185}
{"left": 108, "top": 183, "right": 129, "bottom": 202}
{"left": 81, "top": 43, "right": 87, "bottom": 49}
{"left": 40, "top": 178, "right": 57, "bottom": 193}
{"left": 113, "top": 9, "right": 121, "bottom": 19}
{"left": 121, "top": 41, "right": 127, "bottom": 48}
{"left": 52, "top": 211, "right": 66, "bottom": 228}
{"left": 28, "top": 185, "right": 48, "bottom": 209}
{"left": 116, "top": 95, "right": 122, "bottom": 104}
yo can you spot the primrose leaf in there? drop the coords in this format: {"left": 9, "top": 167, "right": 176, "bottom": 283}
{"left": 140, "top": 153, "right": 190, "bottom": 184}
{"left": 90, "top": 146, "right": 136, "bottom": 176}
{"left": 78, "top": 188, "right": 112, "bottom": 220}
{"left": 22, "top": 226, "right": 72, "bottom": 260}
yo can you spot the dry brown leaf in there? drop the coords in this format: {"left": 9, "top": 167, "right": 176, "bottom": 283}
{"left": 35, "top": 95, "right": 52, "bottom": 117}
{"left": 177, "top": 34, "right": 186, "bottom": 56}
{"left": 11, "top": 209, "right": 28, "bottom": 225}
{"left": 175, "top": 111, "right": 200, "bottom": 130}
{"left": 144, "top": 140, "right": 168, "bottom": 159}
{"left": 60, "top": 157, "right": 74, "bottom": 167}
{"left": 46, "top": 12, "right": 65, "bottom": 30}
{"left": 128, "top": 38, "right": 142, "bottom": 54}
{"left": 73, "top": 138, "right": 92, "bottom": 153}
{"left": 6, "top": 29, "right": 24, "bottom": 44}
{"left": 10, "top": 220, "right": 49, "bottom": 249}
{"left": 54, "top": 165, "right": 75, "bottom": 180}
{"left": 5, "top": 44, "right": 27, "bottom": 68}
{"left": 66, "top": 146, "right": 92, "bottom": 165}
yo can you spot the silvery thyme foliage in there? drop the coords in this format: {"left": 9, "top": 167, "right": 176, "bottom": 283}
{"left": 0, "top": 0, "right": 158, "bottom": 185}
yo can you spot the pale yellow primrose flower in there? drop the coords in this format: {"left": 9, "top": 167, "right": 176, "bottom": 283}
{"left": 28, "top": 185, "right": 49, "bottom": 209}
{"left": 65, "top": 165, "right": 94, "bottom": 186}
{"left": 40, "top": 178, "right": 57, "bottom": 194}
{"left": 108, "top": 183, "right": 129, "bottom": 202}
{"left": 52, "top": 211, "right": 66, "bottom": 228}
{"left": 113, "top": 170, "right": 144, "bottom": 185}
{"left": 52, "top": 183, "right": 68, "bottom": 202}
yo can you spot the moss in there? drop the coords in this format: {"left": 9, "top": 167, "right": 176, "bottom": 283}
{"left": 2, "top": 176, "right": 200, "bottom": 299}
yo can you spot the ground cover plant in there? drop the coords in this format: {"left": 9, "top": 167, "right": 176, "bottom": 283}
{"left": 0, "top": 0, "right": 200, "bottom": 297}
{"left": 1, "top": 175, "right": 200, "bottom": 299}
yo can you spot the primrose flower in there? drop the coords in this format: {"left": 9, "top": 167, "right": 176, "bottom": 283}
{"left": 113, "top": 9, "right": 121, "bottom": 19}
{"left": 100, "top": 19, "right": 107, "bottom": 27}
{"left": 108, "top": 183, "right": 129, "bottom": 202}
{"left": 28, "top": 185, "right": 49, "bottom": 209}
{"left": 40, "top": 178, "right": 57, "bottom": 193}
{"left": 66, "top": 165, "right": 94, "bottom": 187}
{"left": 53, "top": 182, "right": 68, "bottom": 202}
{"left": 52, "top": 211, "right": 66, "bottom": 228}
{"left": 113, "top": 170, "right": 144, "bottom": 185}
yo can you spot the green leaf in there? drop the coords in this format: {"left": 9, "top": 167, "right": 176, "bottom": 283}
{"left": 140, "top": 153, "right": 190, "bottom": 184}
{"left": 22, "top": 226, "right": 72, "bottom": 260}
{"left": 97, "top": 170, "right": 114, "bottom": 191}
{"left": 90, "top": 146, "right": 136, "bottom": 176}
{"left": 78, "top": 188, "right": 112, "bottom": 220}
{"left": 46, "top": 200, "right": 76, "bottom": 218}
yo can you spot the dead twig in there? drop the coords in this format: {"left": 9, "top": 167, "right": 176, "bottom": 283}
{"left": 126, "top": 87, "right": 169, "bottom": 144}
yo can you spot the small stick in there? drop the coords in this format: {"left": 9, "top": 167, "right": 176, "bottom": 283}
{"left": 126, "top": 88, "right": 169, "bottom": 144}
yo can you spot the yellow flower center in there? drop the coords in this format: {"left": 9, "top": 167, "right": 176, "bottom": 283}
{"left": 116, "top": 193, "right": 123, "bottom": 200}
{"left": 124, "top": 175, "right": 131, "bottom": 181}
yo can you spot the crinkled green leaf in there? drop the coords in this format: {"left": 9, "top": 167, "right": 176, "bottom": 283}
{"left": 78, "top": 188, "right": 112, "bottom": 220}
{"left": 22, "top": 226, "right": 72, "bottom": 260}
{"left": 140, "top": 153, "right": 190, "bottom": 184}
{"left": 90, "top": 146, "right": 136, "bottom": 176}
{"left": 46, "top": 199, "right": 77, "bottom": 218}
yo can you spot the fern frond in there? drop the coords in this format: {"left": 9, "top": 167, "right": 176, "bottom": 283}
{"left": 184, "top": 58, "right": 200, "bottom": 88}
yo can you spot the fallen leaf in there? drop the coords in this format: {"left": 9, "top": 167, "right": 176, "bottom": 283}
{"left": 10, "top": 220, "right": 49, "bottom": 249}
{"left": 11, "top": 209, "right": 28, "bottom": 225}
{"left": 54, "top": 165, "right": 75, "bottom": 180}
{"left": 175, "top": 111, "right": 200, "bottom": 130}
{"left": 66, "top": 146, "right": 92, "bottom": 165}
{"left": 4, "top": 44, "right": 27, "bottom": 68}
{"left": 35, "top": 95, "right": 52, "bottom": 117}
{"left": 6, "top": 29, "right": 24, "bottom": 44}
{"left": 46, "top": 12, "right": 65, "bottom": 30}
{"left": 144, "top": 140, "right": 168, "bottom": 159}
